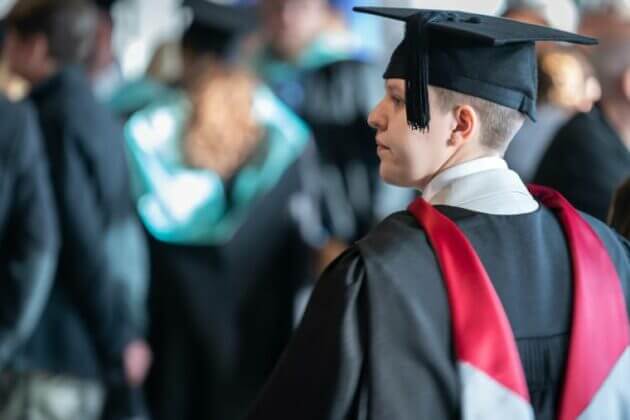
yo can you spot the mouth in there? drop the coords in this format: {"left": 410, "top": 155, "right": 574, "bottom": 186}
{"left": 376, "top": 138, "right": 390, "bottom": 152}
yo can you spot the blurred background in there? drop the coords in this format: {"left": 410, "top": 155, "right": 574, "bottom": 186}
{"left": 0, "top": 0, "right": 585, "bottom": 81}
{"left": 0, "top": 0, "right": 628, "bottom": 420}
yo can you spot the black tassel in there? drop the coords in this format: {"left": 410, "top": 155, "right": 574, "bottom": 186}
{"left": 405, "top": 17, "right": 425, "bottom": 131}
{"left": 406, "top": 13, "right": 447, "bottom": 132}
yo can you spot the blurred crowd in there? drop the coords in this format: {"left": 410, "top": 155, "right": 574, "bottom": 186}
{"left": 0, "top": 0, "right": 628, "bottom": 420}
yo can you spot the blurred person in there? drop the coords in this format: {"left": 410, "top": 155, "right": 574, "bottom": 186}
{"left": 4, "top": 1, "right": 151, "bottom": 419}
{"left": 502, "top": 0, "right": 550, "bottom": 27}
{"left": 501, "top": 2, "right": 600, "bottom": 182}
{"left": 609, "top": 177, "right": 630, "bottom": 239}
{"left": 124, "top": 1, "right": 324, "bottom": 419}
{"left": 502, "top": 0, "right": 579, "bottom": 54}
{"left": 87, "top": 0, "right": 124, "bottom": 101}
{"left": 87, "top": 0, "right": 173, "bottom": 121}
{"left": 505, "top": 47, "right": 601, "bottom": 181}
{"left": 255, "top": 0, "right": 413, "bottom": 250}
{"left": 247, "top": 7, "right": 630, "bottom": 420}
{"left": 534, "top": 29, "right": 630, "bottom": 221}
{"left": 0, "top": 98, "right": 58, "bottom": 417}
{"left": 84, "top": 0, "right": 151, "bottom": 346}
{"left": 579, "top": 0, "right": 630, "bottom": 40}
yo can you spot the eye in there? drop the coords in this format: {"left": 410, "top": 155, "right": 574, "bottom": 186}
{"left": 391, "top": 95, "right": 405, "bottom": 107}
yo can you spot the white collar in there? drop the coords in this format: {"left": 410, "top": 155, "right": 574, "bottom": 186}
{"left": 422, "top": 157, "right": 539, "bottom": 215}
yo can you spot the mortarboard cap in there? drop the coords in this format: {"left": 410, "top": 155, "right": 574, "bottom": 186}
{"left": 182, "top": 0, "right": 257, "bottom": 57}
{"left": 94, "top": 0, "right": 117, "bottom": 10}
{"left": 353, "top": 7, "right": 597, "bottom": 130}
{"left": 184, "top": 0, "right": 256, "bottom": 33}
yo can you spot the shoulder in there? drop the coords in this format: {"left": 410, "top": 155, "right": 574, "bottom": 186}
{"left": 315, "top": 215, "right": 418, "bottom": 293}
{"left": 358, "top": 211, "right": 425, "bottom": 253}
{"left": 356, "top": 211, "right": 444, "bottom": 281}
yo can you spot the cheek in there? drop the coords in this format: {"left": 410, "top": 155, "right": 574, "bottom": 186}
{"left": 378, "top": 133, "right": 421, "bottom": 186}
{"left": 387, "top": 131, "right": 450, "bottom": 185}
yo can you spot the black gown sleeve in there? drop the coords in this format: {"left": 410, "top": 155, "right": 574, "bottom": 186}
{"left": 247, "top": 247, "right": 368, "bottom": 420}
{"left": 0, "top": 102, "right": 59, "bottom": 369}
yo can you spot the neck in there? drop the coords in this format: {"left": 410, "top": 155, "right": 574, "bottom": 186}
{"left": 601, "top": 100, "right": 630, "bottom": 149}
{"left": 420, "top": 145, "right": 500, "bottom": 190}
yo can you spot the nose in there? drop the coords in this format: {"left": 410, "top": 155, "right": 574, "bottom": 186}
{"left": 368, "top": 99, "right": 387, "bottom": 131}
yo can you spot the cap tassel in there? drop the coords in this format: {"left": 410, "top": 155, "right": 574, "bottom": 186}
{"left": 406, "top": 12, "right": 452, "bottom": 131}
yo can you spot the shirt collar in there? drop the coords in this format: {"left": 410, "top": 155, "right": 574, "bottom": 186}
{"left": 422, "top": 156, "right": 539, "bottom": 215}
{"left": 423, "top": 157, "right": 508, "bottom": 202}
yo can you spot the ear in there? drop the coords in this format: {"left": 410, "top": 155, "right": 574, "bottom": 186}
{"left": 449, "top": 104, "right": 477, "bottom": 147}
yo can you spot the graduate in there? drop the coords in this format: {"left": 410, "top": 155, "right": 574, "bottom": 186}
{"left": 247, "top": 7, "right": 630, "bottom": 420}
{"left": 124, "top": 1, "right": 324, "bottom": 419}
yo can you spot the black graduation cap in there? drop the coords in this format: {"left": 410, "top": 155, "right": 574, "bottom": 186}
{"left": 353, "top": 7, "right": 597, "bottom": 130}
{"left": 95, "top": 0, "right": 117, "bottom": 10}
{"left": 182, "top": 0, "right": 257, "bottom": 57}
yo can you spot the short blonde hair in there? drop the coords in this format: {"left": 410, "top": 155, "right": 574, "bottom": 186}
{"left": 432, "top": 86, "right": 526, "bottom": 152}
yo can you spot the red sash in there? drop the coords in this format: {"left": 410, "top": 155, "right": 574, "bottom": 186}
{"left": 407, "top": 185, "right": 630, "bottom": 419}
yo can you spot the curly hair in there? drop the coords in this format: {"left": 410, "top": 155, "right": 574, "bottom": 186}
{"left": 182, "top": 59, "right": 263, "bottom": 180}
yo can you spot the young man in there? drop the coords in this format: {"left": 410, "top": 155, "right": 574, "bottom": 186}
{"left": 247, "top": 7, "right": 630, "bottom": 420}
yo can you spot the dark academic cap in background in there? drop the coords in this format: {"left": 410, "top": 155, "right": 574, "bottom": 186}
{"left": 353, "top": 7, "right": 597, "bottom": 130}
{"left": 95, "top": 0, "right": 117, "bottom": 10}
{"left": 182, "top": 0, "right": 257, "bottom": 58}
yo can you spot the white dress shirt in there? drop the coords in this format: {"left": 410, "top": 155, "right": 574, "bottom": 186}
{"left": 422, "top": 157, "right": 539, "bottom": 215}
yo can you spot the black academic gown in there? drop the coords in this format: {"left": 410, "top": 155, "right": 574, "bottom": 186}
{"left": 23, "top": 66, "right": 141, "bottom": 414}
{"left": 146, "top": 146, "right": 319, "bottom": 420}
{"left": 534, "top": 106, "right": 630, "bottom": 221}
{"left": 247, "top": 206, "right": 630, "bottom": 420}
{"left": 0, "top": 98, "right": 58, "bottom": 371}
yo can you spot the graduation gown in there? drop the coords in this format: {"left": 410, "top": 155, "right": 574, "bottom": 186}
{"left": 247, "top": 160, "right": 630, "bottom": 420}
{"left": 247, "top": 206, "right": 630, "bottom": 420}
{"left": 124, "top": 85, "right": 323, "bottom": 420}
{"left": 534, "top": 106, "right": 630, "bottom": 221}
